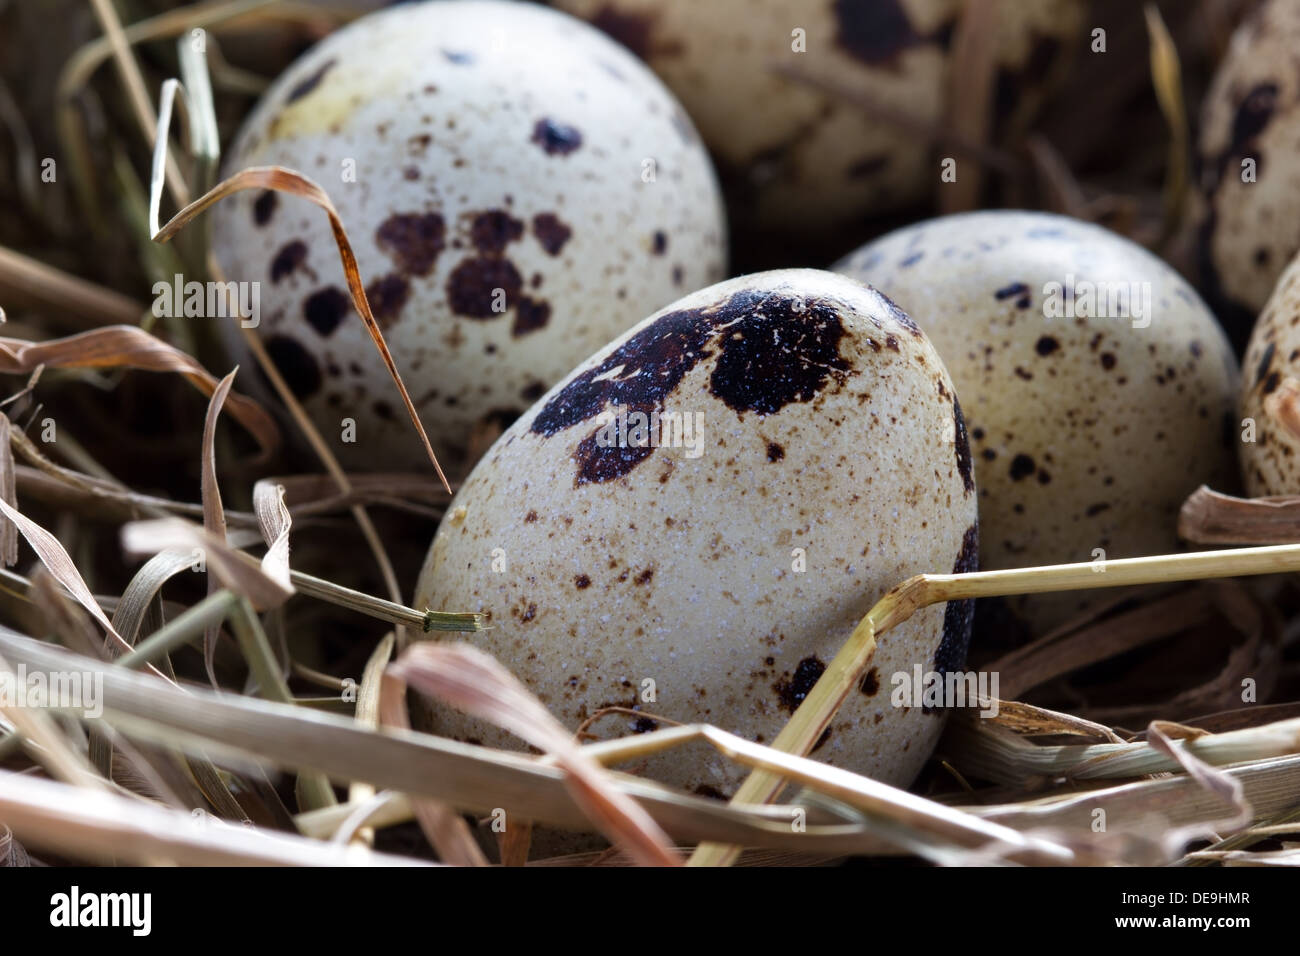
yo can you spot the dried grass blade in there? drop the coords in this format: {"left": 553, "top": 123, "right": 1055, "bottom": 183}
{"left": 121, "top": 517, "right": 292, "bottom": 610}
{"left": 378, "top": 671, "right": 488, "bottom": 866}
{"left": 345, "top": 632, "right": 393, "bottom": 847}
{"left": 111, "top": 549, "right": 197, "bottom": 646}
{"left": 1144, "top": 3, "right": 1189, "bottom": 236}
{"left": 1146, "top": 720, "right": 1251, "bottom": 832}
{"left": 0, "top": 767, "right": 430, "bottom": 867}
{"left": 200, "top": 370, "right": 235, "bottom": 684}
{"left": 1179, "top": 484, "right": 1300, "bottom": 544}
{"left": 151, "top": 165, "right": 451, "bottom": 493}
{"left": 390, "top": 642, "right": 680, "bottom": 866}
{"left": 0, "top": 413, "right": 17, "bottom": 566}
{"left": 0, "top": 497, "right": 130, "bottom": 654}
{"left": 253, "top": 480, "right": 292, "bottom": 592}
{"left": 0, "top": 326, "right": 279, "bottom": 456}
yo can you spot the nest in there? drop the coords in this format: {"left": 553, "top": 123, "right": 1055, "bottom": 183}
{"left": 1, "top": 0, "right": 1298, "bottom": 868}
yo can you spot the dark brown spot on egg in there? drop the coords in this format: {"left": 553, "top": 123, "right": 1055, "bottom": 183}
{"left": 376, "top": 212, "right": 446, "bottom": 275}
{"left": 766, "top": 442, "right": 784, "bottom": 462}
{"left": 574, "top": 574, "right": 591, "bottom": 590}
{"left": 534, "top": 288, "right": 856, "bottom": 483}
{"left": 652, "top": 231, "right": 667, "bottom": 255}
{"left": 1263, "top": 371, "right": 1281, "bottom": 395}
{"left": 1256, "top": 342, "right": 1276, "bottom": 386}
{"left": 365, "top": 273, "right": 410, "bottom": 327}
{"left": 285, "top": 57, "right": 337, "bottom": 103}
{"left": 270, "top": 240, "right": 308, "bottom": 282}
{"left": 512, "top": 297, "right": 551, "bottom": 337}
{"left": 1085, "top": 502, "right": 1110, "bottom": 517}
{"left": 834, "top": 0, "right": 922, "bottom": 65}
{"left": 774, "top": 656, "right": 825, "bottom": 713}
{"left": 708, "top": 294, "right": 850, "bottom": 416}
{"left": 933, "top": 522, "right": 979, "bottom": 685}
{"left": 524, "top": 510, "right": 538, "bottom": 523}
{"left": 632, "top": 717, "right": 658, "bottom": 734}
{"left": 521, "top": 381, "right": 546, "bottom": 401}
{"left": 264, "top": 335, "right": 321, "bottom": 399}
{"left": 252, "top": 190, "right": 277, "bottom": 226}
{"left": 531, "top": 118, "right": 583, "bottom": 156}
{"left": 446, "top": 257, "right": 522, "bottom": 318}
{"left": 858, "top": 667, "right": 880, "bottom": 696}
{"left": 1009, "top": 454, "right": 1035, "bottom": 481}
{"left": 469, "top": 210, "right": 524, "bottom": 256}
{"left": 532, "top": 213, "right": 572, "bottom": 255}
{"left": 953, "top": 396, "right": 974, "bottom": 495}
{"left": 634, "top": 568, "right": 654, "bottom": 585}
{"left": 995, "top": 281, "right": 1032, "bottom": 309}
{"left": 1100, "top": 352, "right": 1117, "bottom": 371}
{"left": 1035, "top": 336, "right": 1060, "bottom": 356}
{"left": 303, "top": 286, "right": 350, "bottom": 337}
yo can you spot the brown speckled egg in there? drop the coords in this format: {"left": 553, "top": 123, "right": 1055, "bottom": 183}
{"left": 1239, "top": 252, "right": 1300, "bottom": 495}
{"left": 211, "top": 0, "right": 726, "bottom": 474}
{"left": 414, "top": 269, "right": 979, "bottom": 799}
{"left": 1195, "top": 0, "right": 1300, "bottom": 348}
{"left": 551, "top": 0, "right": 1082, "bottom": 233}
{"left": 835, "top": 211, "right": 1239, "bottom": 634}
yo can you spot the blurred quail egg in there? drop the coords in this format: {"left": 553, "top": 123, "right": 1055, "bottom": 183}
{"left": 1195, "top": 0, "right": 1300, "bottom": 349}
{"left": 1239, "top": 250, "right": 1300, "bottom": 496}
{"left": 414, "top": 269, "right": 979, "bottom": 799}
{"left": 836, "top": 211, "right": 1239, "bottom": 634}
{"left": 552, "top": 0, "right": 1082, "bottom": 233}
{"left": 211, "top": 0, "right": 727, "bottom": 474}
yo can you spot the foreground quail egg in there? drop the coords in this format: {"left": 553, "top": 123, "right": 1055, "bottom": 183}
{"left": 414, "top": 269, "right": 978, "bottom": 800}
{"left": 836, "top": 211, "right": 1239, "bottom": 634}
{"left": 552, "top": 0, "right": 1082, "bottom": 233}
{"left": 1240, "top": 251, "right": 1300, "bottom": 496}
{"left": 1195, "top": 0, "right": 1300, "bottom": 349}
{"left": 211, "top": 0, "right": 726, "bottom": 473}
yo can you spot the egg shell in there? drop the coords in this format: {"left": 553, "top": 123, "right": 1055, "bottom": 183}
{"left": 1195, "top": 0, "right": 1300, "bottom": 348}
{"left": 552, "top": 0, "right": 1082, "bottom": 231}
{"left": 835, "top": 211, "right": 1239, "bottom": 634}
{"left": 1239, "top": 252, "right": 1300, "bottom": 495}
{"left": 211, "top": 0, "right": 726, "bottom": 473}
{"left": 413, "top": 269, "right": 979, "bottom": 799}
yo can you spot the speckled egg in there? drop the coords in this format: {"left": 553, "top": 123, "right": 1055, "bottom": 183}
{"left": 1239, "top": 251, "right": 1300, "bottom": 495}
{"left": 211, "top": 0, "right": 726, "bottom": 474}
{"left": 414, "top": 269, "right": 979, "bottom": 799}
{"left": 1195, "top": 0, "right": 1300, "bottom": 350}
{"left": 835, "top": 211, "right": 1239, "bottom": 634}
{"left": 551, "top": 0, "right": 1082, "bottom": 233}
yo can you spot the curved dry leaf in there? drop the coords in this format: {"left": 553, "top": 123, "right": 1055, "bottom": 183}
{"left": 201, "top": 370, "right": 235, "bottom": 685}
{"left": 0, "top": 497, "right": 130, "bottom": 654}
{"left": 121, "top": 517, "right": 292, "bottom": 611}
{"left": 0, "top": 326, "right": 279, "bottom": 457}
{"left": 391, "top": 642, "right": 680, "bottom": 867}
{"left": 1147, "top": 720, "right": 1251, "bottom": 834}
{"left": 110, "top": 549, "right": 198, "bottom": 647}
{"left": 1178, "top": 485, "right": 1300, "bottom": 545}
{"left": 253, "top": 480, "right": 291, "bottom": 593}
{"left": 0, "top": 823, "right": 31, "bottom": 867}
{"left": 151, "top": 165, "right": 450, "bottom": 493}
{"left": 378, "top": 671, "right": 487, "bottom": 867}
